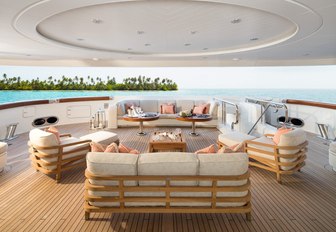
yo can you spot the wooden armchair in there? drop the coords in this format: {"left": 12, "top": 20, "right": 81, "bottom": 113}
{"left": 29, "top": 128, "right": 91, "bottom": 183}
{"left": 244, "top": 128, "right": 307, "bottom": 183}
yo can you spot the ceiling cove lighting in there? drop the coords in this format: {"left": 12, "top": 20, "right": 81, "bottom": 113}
{"left": 91, "top": 19, "right": 103, "bottom": 24}
{"left": 231, "top": 18, "right": 241, "bottom": 24}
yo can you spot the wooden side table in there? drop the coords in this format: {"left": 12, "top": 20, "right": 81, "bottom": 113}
{"left": 176, "top": 116, "right": 212, "bottom": 136}
{"left": 123, "top": 114, "right": 160, "bottom": 136}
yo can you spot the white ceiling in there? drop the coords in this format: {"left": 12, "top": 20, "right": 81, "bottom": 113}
{"left": 0, "top": 0, "right": 335, "bottom": 67}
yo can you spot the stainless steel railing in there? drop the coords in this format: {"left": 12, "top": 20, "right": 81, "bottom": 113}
{"left": 213, "top": 98, "right": 239, "bottom": 130}
{"left": 245, "top": 97, "right": 289, "bottom": 134}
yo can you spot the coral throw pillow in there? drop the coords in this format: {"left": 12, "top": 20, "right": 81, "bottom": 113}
{"left": 195, "top": 144, "right": 216, "bottom": 154}
{"left": 193, "top": 105, "right": 206, "bottom": 115}
{"left": 161, "top": 104, "right": 175, "bottom": 114}
{"left": 217, "top": 143, "right": 244, "bottom": 153}
{"left": 46, "top": 126, "right": 60, "bottom": 144}
{"left": 201, "top": 103, "right": 211, "bottom": 114}
{"left": 273, "top": 127, "right": 292, "bottom": 144}
{"left": 90, "top": 142, "right": 106, "bottom": 152}
{"left": 90, "top": 142, "right": 119, "bottom": 153}
{"left": 105, "top": 143, "right": 119, "bottom": 153}
{"left": 119, "top": 143, "right": 140, "bottom": 154}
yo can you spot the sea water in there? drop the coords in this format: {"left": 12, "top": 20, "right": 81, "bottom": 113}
{"left": 0, "top": 89, "right": 335, "bottom": 104}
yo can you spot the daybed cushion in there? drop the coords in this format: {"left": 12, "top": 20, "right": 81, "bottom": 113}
{"left": 80, "top": 131, "right": 119, "bottom": 145}
{"left": 218, "top": 132, "right": 256, "bottom": 147}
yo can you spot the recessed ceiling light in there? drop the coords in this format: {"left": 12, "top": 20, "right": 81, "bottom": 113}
{"left": 137, "top": 31, "right": 145, "bottom": 35}
{"left": 92, "top": 19, "right": 103, "bottom": 24}
{"left": 26, "top": 54, "right": 31, "bottom": 57}
{"left": 191, "top": 31, "right": 197, "bottom": 35}
{"left": 127, "top": 48, "right": 132, "bottom": 51}
{"left": 250, "top": 37, "right": 259, "bottom": 41}
{"left": 92, "top": 58, "right": 99, "bottom": 61}
{"left": 231, "top": 18, "right": 241, "bottom": 24}
{"left": 184, "top": 43, "right": 191, "bottom": 46}
{"left": 202, "top": 48, "right": 208, "bottom": 50}
{"left": 144, "top": 43, "right": 151, "bottom": 46}
{"left": 128, "top": 57, "right": 132, "bottom": 59}
{"left": 303, "top": 53, "right": 310, "bottom": 56}
{"left": 232, "top": 58, "right": 241, "bottom": 61}
{"left": 77, "top": 38, "right": 84, "bottom": 41}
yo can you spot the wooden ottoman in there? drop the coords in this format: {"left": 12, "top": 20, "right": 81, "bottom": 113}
{"left": 80, "top": 131, "right": 119, "bottom": 145}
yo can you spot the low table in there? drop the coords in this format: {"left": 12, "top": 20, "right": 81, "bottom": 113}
{"left": 123, "top": 114, "right": 160, "bottom": 136}
{"left": 149, "top": 131, "right": 186, "bottom": 152}
{"left": 176, "top": 115, "right": 212, "bottom": 136}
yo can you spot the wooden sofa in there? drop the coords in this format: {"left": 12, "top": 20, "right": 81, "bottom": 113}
{"left": 84, "top": 152, "right": 251, "bottom": 220}
{"left": 108, "top": 99, "right": 219, "bottom": 128}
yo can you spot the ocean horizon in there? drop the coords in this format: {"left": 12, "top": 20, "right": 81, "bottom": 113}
{"left": 1, "top": 89, "right": 335, "bottom": 104}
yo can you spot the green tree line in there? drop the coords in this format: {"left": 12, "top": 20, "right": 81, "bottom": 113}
{"left": 0, "top": 74, "right": 178, "bottom": 91}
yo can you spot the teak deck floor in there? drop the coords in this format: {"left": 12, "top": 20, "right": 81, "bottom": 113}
{"left": 1, "top": 123, "right": 336, "bottom": 232}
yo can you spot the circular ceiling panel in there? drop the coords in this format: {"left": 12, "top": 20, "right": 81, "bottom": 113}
{"left": 36, "top": 0, "right": 297, "bottom": 57}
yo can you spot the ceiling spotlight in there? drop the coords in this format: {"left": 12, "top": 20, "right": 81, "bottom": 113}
{"left": 303, "top": 53, "right": 310, "bottom": 56}
{"left": 26, "top": 54, "right": 31, "bottom": 57}
{"left": 77, "top": 38, "right": 84, "bottom": 41}
{"left": 231, "top": 18, "right": 241, "bottom": 24}
{"left": 144, "top": 43, "right": 151, "bottom": 46}
{"left": 250, "top": 37, "right": 259, "bottom": 41}
{"left": 232, "top": 58, "right": 240, "bottom": 61}
{"left": 202, "top": 48, "right": 208, "bottom": 50}
{"left": 92, "top": 58, "right": 99, "bottom": 61}
{"left": 137, "top": 31, "right": 145, "bottom": 35}
{"left": 127, "top": 48, "right": 132, "bottom": 51}
{"left": 92, "top": 19, "right": 103, "bottom": 24}
{"left": 128, "top": 57, "right": 132, "bottom": 59}
{"left": 191, "top": 31, "right": 197, "bottom": 35}
{"left": 184, "top": 43, "right": 191, "bottom": 46}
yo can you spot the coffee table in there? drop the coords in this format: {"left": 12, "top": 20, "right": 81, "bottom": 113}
{"left": 149, "top": 131, "right": 186, "bottom": 152}
{"left": 123, "top": 113, "right": 160, "bottom": 136}
{"left": 176, "top": 115, "right": 212, "bottom": 136}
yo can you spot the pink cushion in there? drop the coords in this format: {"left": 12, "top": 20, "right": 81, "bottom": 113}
{"left": 105, "top": 143, "right": 119, "bottom": 153}
{"left": 90, "top": 142, "right": 105, "bottom": 152}
{"left": 161, "top": 104, "right": 175, "bottom": 114}
{"left": 202, "top": 103, "right": 211, "bottom": 114}
{"left": 193, "top": 105, "right": 206, "bottom": 115}
{"left": 195, "top": 144, "right": 216, "bottom": 154}
{"left": 119, "top": 143, "right": 140, "bottom": 155}
{"left": 273, "top": 127, "right": 293, "bottom": 144}
{"left": 46, "top": 126, "right": 60, "bottom": 144}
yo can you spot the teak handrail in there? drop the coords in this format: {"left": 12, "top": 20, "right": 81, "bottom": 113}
{"left": 284, "top": 99, "right": 336, "bottom": 110}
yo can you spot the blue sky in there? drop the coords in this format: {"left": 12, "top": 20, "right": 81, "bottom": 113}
{"left": 1, "top": 65, "right": 336, "bottom": 89}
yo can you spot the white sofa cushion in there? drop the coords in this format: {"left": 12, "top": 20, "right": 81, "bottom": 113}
{"left": 140, "top": 100, "right": 158, "bottom": 113}
{"left": 138, "top": 152, "right": 198, "bottom": 186}
{"left": 197, "top": 153, "right": 249, "bottom": 207}
{"left": 29, "top": 128, "right": 59, "bottom": 154}
{"left": 175, "top": 100, "right": 194, "bottom": 113}
{"left": 87, "top": 152, "right": 138, "bottom": 186}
